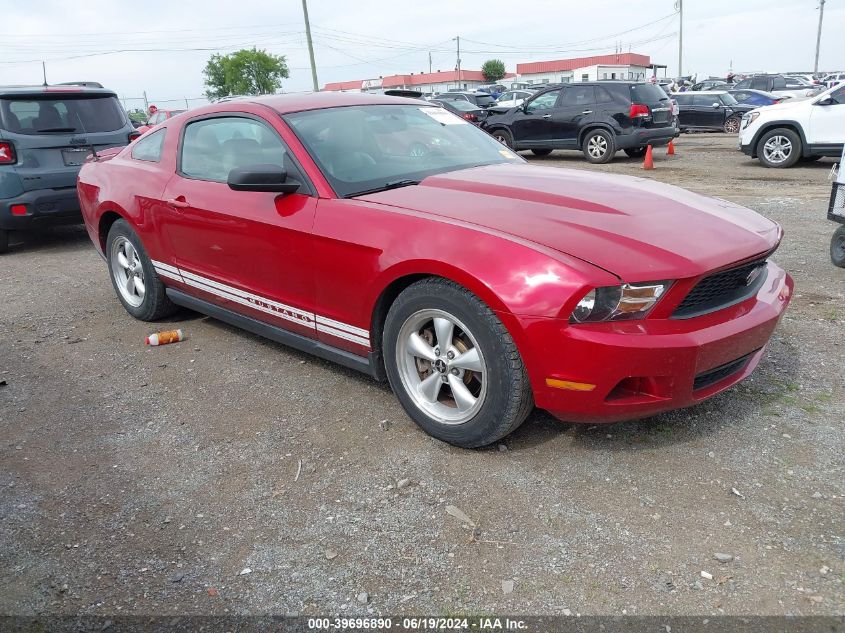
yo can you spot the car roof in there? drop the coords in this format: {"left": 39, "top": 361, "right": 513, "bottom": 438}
{"left": 688, "top": 90, "right": 728, "bottom": 95}
{"left": 183, "top": 92, "right": 433, "bottom": 116}
{"left": 0, "top": 84, "right": 117, "bottom": 98}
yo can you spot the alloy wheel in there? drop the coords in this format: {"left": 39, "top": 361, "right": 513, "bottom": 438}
{"left": 724, "top": 117, "right": 740, "bottom": 133}
{"left": 111, "top": 236, "right": 146, "bottom": 308}
{"left": 395, "top": 309, "right": 487, "bottom": 424}
{"left": 587, "top": 134, "right": 608, "bottom": 158}
{"left": 763, "top": 135, "right": 792, "bottom": 164}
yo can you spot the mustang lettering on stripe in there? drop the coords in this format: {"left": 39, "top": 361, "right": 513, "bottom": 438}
{"left": 149, "top": 259, "right": 369, "bottom": 348}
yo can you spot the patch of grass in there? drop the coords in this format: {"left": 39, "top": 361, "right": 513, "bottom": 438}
{"left": 822, "top": 307, "right": 840, "bottom": 322}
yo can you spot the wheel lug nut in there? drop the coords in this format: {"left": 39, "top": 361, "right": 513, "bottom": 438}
{"left": 451, "top": 368, "right": 459, "bottom": 375}
{"left": 447, "top": 351, "right": 454, "bottom": 359}
{"left": 434, "top": 347, "right": 440, "bottom": 356}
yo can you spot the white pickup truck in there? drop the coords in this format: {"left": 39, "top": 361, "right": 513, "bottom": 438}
{"left": 738, "top": 83, "right": 845, "bottom": 168}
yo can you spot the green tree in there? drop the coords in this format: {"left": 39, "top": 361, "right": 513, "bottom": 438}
{"left": 481, "top": 59, "right": 506, "bottom": 82}
{"left": 203, "top": 48, "right": 289, "bottom": 100}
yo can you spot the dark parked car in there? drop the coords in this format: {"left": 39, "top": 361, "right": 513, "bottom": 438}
{"left": 431, "top": 99, "right": 488, "bottom": 124}
{"left": 673, "top": 91, "right": 756, "bottom": 133}
{"left": 691, "top": 79, "right": 728, "bottom": 91}
{"left": 732, "top": 74, "right": 821, "bottom": 99}
{"left": 727, "top": 89, "right": 784, "bottom": 107}
{"left": 0, "top": 84, "right": 138, "bottom": 253}
{"left": 436, "top": 92, "right": 498, "bottom": 109}
{"left": 481, "top": 81, "right": 678, "bottom": 163}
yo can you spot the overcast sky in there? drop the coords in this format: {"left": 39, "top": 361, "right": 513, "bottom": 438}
{"left": 1, "top": 0, "right": 841, "bottom": 109}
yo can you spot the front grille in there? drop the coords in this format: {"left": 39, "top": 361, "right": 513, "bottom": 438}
{"left": 693, "top": 351, "right": 756, "bottom": 391}
{"left": 672, "top": 258, "right": 768, "bottom": 319}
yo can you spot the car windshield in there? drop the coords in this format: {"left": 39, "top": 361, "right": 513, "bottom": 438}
{"left": 719, "top": 93, "right": 739, "bottom": 105}
{"left": 474, "top": 94, "right": 496, "bottom": 107}
{"left": 0, "top": 94, "right": 125, "bottom": 135}
{"left": 630, "top": 84, "right": 669, "bottom": 102}
{"left": 284, "top": 104, "right": 523, "bottom": 198}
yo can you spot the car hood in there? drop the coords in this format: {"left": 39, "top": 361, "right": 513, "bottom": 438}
{"left": 360, "top": 163, "right": 780, "bottom": 280}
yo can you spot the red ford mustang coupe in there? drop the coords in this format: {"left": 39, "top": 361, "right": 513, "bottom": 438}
{"left": 77, "top": 93, "right": 793, "bottom": 448}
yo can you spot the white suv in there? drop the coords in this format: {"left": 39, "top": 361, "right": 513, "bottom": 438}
{"left": 738, "top": 83, "right": 845, "bottom": 168}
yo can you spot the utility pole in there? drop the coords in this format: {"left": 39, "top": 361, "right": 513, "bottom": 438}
{"left": 429, "top": 51, "right": 432, "bottom": 74}
{"left": 453, "top": 36, "right": 461, "bottom": 87}
{"left": 814, "top": 0, "right": 826, "bottom": 73}
{"left": 41, "top": 61, "right": 47, "bottom": 86}
{"left": 142, "top": 90, "right": 149, "bottom": 112}
{"left": 677, "top": 0, "right": 683, "bottom": 78}
{"left": 301, "top": 0, "right": 319, "bottom": 92}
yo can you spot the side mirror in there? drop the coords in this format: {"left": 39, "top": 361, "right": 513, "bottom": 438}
{"left": 227, "top": 164, "right": 300, "bottom": 193}
{"left": 815, "top": 97, "right": 836, "bottom": 106}
{"left": 712, "top": 102, "right": 722, "bottom": 108}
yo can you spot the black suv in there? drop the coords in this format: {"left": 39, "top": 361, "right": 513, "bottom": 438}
{"left": 673, "top": 91, "right": 756, "bottom": 133}
{"left": 481, "top": 81, "right": 678, "bottom": 163}
{"left": 0, "top": 84, "right": 137, "bottom": 253}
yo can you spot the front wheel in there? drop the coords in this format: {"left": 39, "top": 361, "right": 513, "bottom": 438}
{"left": 723, "top": 115, "right": 741, "bottom": 134}
{"left": 106, "top": 219, "right": 177, "bottom": 321}
{"left": 756, "top": 128, "right": 801, "bottom": 168}
{"left": 383, "top": 278, "right": 533, "bottom": 448}
{"left": 582, "top": 129, "right": 615, "bottom": 164}
{"left": 832, "top": 226, "right": 845, "bottom": 268}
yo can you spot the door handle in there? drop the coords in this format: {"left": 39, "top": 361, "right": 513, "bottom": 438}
{"left": 166, "top": 197, "right": 190, "bottom": 209}
{"left": 581, "top": 110, "right": 593, "bottom": 114}
{"left": 542, "top": 114, "right": 552, "bottom": 118}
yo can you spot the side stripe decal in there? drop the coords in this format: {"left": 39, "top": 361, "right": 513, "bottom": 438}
{"left": 149, "top": 259, "right": 370, "bottom": 348}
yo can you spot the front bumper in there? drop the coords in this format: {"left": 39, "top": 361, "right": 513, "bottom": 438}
{"left": 0, "top": 187, "right": 81, "bottom": 230}
{"left": 519, "top": 261, "right": 793, "bottom": 423}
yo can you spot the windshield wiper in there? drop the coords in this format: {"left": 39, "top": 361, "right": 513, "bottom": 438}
{"left": 349, "top": 179, "right": 420, "bottom": 197}
{"left": 36, "top": 127, "right": 77, "bottom": 133}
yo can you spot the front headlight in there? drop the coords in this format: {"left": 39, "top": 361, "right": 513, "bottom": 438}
{"left": 570, "top": 282, "right": 670, "bottom": 323}
{"left": 743, "top": 111, "right": 760, "bottom": 125}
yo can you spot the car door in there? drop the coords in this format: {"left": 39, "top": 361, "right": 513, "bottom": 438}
{"left": 160, "top": 113, "right": 319, "bottom": 339}
{"left": 807, "top": 85, "right": 845, "bottom": 145}
{"left": 674, "top": 94, "right": 695, "bottom": 126}
{"left": 692, "top": 94, "right": 722, "bottom": 128}
{"left": 509, "top": 88, "right": 561, "bottom": 146}
{"left": 551, "top": 85, "right": 597, "bottom": 147}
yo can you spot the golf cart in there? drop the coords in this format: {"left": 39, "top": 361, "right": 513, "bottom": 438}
{"left": 829, "top": 145, "right": 845, "bottom": 267}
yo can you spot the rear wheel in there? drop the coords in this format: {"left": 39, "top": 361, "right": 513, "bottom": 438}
{"left": 832, "top": 226, "right": 845, "bottom": 268}
{"left": 624, "top": 147, "right": 647, "bottom": 158}
{"left": 723, "top": 115, "right": 741, "bottom": 134}
{"left": 491, "top": 128, "right": 513, "bottom": 148}
{"left": 582, "top": 129, "right": 615, "bottom": 164}
{"left": 106, "top": 219, "right": 177, "bottom": 321}
{"left": 756, "top": 128, "right": 801, "bottom": 168}
{"left": 0, "top": 229, "right": 8, "bottom": 254}
{"left": 530, "top": 148, "right": 553, "bottom": 157}
{"left": 383, "top": 278, "right": 533, "bottom": 448}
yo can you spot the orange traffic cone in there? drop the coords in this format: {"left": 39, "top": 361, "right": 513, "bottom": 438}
{"left": 667, "top": 139, "right": 676, "bottom": 156}
{"left": 642, "top": 144, "right": 654, "bottom": 170}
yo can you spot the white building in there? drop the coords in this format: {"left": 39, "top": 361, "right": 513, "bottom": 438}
{"left": 515, "top": 53, "right": 653, "bottom": 87}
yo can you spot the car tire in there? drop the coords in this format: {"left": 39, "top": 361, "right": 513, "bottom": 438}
{"left": 582, "top": 129, "right": 616, "bottom": 164}
{"left": 832, "top": 226, "right": 845, "bottom": 268}
{"left": 383, "top": 278, "right": 533, "bottom": 448}
{"left": 624, "top": 147, "right": 647, "bottom": 158}
{"left": 0, "top": 229, "right": 8, "bottom": 254}
{"left": 106, "top": 219, "right": 177, "bottom": 321}
{"left": 491, "top": 128, "right": 514, "bottom": 148}
{"left": 531, "top": 148, "right": 553, "bottom": 157}
{"left": 756, "top": 128, "right": 801, "bottom": 168}
{"left": 723, "top": 115, "right": 741, "bottom": 134}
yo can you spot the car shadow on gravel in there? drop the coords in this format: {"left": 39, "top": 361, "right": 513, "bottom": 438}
{"left": 2, "top": 225, "right": 90, "bottom": 256}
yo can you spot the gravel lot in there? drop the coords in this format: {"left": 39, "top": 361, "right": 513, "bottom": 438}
{"left": 1, "top": 134, "right": 843, "bottom": 618}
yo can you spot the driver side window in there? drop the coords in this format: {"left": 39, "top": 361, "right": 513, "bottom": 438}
{"left": 525, "top": 89, "right": 561, "bottom": 113}
{"left": 180, "top": 116, "right": 287, "bottom": 183}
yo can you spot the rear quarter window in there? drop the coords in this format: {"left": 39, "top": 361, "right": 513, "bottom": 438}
{"left": 131, "top": 128, "right": 166, "bottom": 162}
